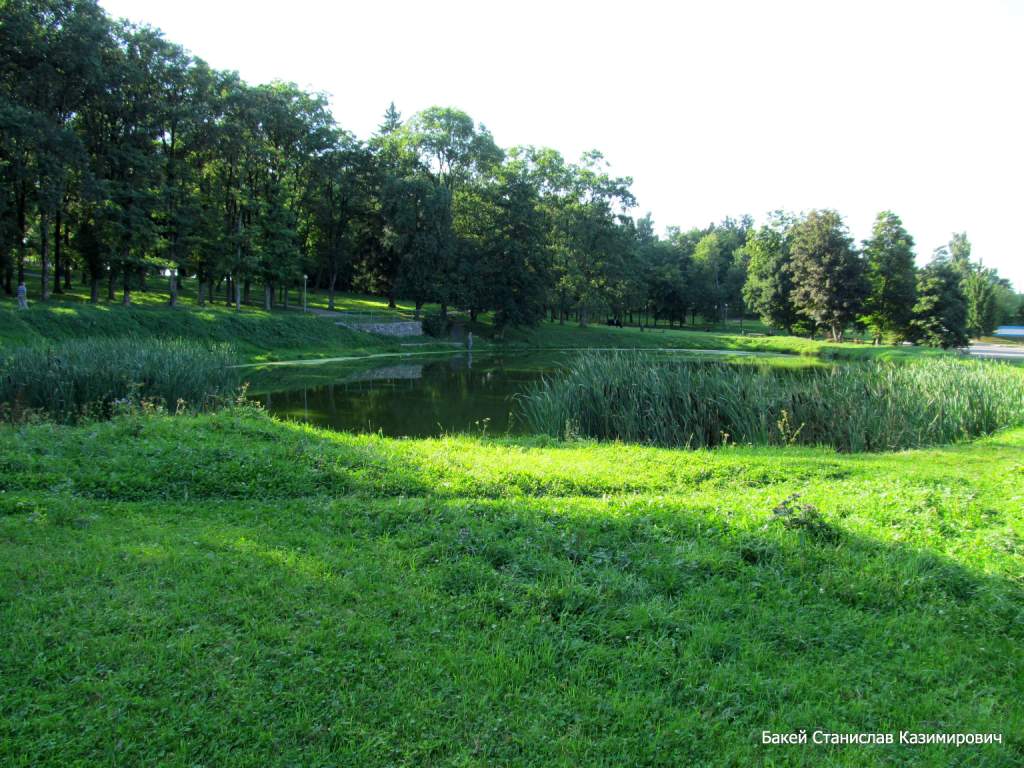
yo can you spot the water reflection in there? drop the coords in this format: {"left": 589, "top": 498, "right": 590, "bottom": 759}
{"left": 251, "top": 352, "right": 560, "bottom": 437}
{"left": 248, "top": 348, "right": 806, "bottom": 438}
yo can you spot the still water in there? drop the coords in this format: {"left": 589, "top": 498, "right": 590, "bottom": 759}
{"left": 245, "top": 348, "right": 792, "bottom": 438}
{"left": 246, "top": 352, "right": 563, "bottom": 437}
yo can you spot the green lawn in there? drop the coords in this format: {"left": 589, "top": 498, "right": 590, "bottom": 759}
{"left": 1, "top": 410, "right": 1021, "bottom": 766}
{"left": 3, "top": 274, "right": 950, "bottom": 365}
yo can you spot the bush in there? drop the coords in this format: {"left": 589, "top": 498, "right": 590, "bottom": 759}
{"left": 0, "top": 337, "right": 239, "bottom": 423}
{"left": 421, "top": 312, "right": 452, "bottom": 339}
{"left": 518, "top": 352, "right": 1024, "bottom": 451}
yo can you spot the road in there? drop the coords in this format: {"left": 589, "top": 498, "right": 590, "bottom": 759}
{"left": 964, "top": 342, "right": 1024, "bottom": 360}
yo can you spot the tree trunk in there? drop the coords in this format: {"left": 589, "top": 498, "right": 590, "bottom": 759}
{"left": 283, "top": 286, "right": 289, "bottom": 310}
{"left": 415, "top": 300, "right": 423, "bottom": 319}
{"left": 40, "top": 211, "right": 50, "bottom": 301}
{"left": 122, "top": 265, "right": 131, "bottom": 306}
{"left": 53, "top": 209, "right": 63, "bottom": 294}
{"left": 107, "top": 269, "right": 115, "bottom": 301}
{"left": 235, "top": 278, "right": 241, "bottom": 311}
{"left": 328, "top": 272, "right": 337, "bottom": 311}
{"left": 264, "top": 283, "right": 272, "bottom": 311}
{"left": 386, "top": 287, "right": 395, "bottom": 309}
{"left": 89, "top": 275, "right": 99, "bottom": 303}
{"left": 579, "top": 306, "right": 587, "bottom": 327}
{"left": 243, "top": 278, "right": 251, "bottom": 305}
{"left": 168, "top": 270, "right": 178, "bottom": 306}
{"left": 63, "top": 225, "right": 72, "bottom": 289}
{"left": 16, "top": 188, "right": 26, "bottom": 284}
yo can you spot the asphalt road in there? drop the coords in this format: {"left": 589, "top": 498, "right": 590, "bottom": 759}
{"left": 964, "top": 342, "right": 1024, "bottom": 360}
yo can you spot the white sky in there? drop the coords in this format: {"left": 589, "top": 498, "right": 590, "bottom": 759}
{"left": 99, "top": 0, "right": 1024, "bottom": 289}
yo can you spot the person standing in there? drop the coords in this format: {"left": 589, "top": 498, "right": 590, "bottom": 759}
{"left": 16, "top": 281, "right": 28, "bottom": 310}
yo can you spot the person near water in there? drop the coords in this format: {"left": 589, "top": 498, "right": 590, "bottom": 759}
{"left": 16, "top": 281, "right": 28, "bottom": 309}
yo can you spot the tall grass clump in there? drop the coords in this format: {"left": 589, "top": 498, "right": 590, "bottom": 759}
{"left": 519, "top": 352, "right": 1024, "bottom": 451}
{"left": 0, "top": 337, "right": 239, "bottom": 422}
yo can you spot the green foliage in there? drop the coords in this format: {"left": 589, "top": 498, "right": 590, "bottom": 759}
{"left": 0, "top": 337, "right": 238, "bottom": 421}
{"left": 910, "top": 261, "right": 969, "bottom": 348}
{"left": 741, "top": 213, "right": 801, "bottom": 333}
{"left": 520, "top": 352, "right": 1024, "bottom": 451}
{"left": 861, "top": 211, "right": 917, "bottom": 342}
{"left": 420, "top": 311, "right": 451, "bottom": 338}
{"left": 963, "top": 268, "right": 999, "bottom": 338}
{"left": 788, "top": 210, "right": 869, "bottom": 341}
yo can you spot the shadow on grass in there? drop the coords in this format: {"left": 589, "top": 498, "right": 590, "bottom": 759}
{"left": 2, "top": 478, "right": 1022, "bottom": 767}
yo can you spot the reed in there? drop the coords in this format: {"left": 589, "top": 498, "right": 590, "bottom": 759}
{"left": 518, "top": 353, "right": 1024, "bottom": 451}
{"left": 0, "top": 337, "right": 238, "bottom": 422}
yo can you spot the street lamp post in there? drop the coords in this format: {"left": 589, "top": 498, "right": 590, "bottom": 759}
{"left": 303, "top": 274, "right": 308, "bottom": 313}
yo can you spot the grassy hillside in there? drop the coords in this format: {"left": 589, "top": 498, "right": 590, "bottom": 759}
{"left": 0, "top": 301, "right": 412, "bottom": 362}
{"left": 3, "top": 272, "right": 955, "bottom": 364}
{"left": 1, "top": 410, "right": 1021, "bottom": 766}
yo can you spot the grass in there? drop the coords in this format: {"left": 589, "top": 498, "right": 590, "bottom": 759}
{"left": 519, "top": 353, "right": 1024, "bottom": 451}
{"left": 0, "top": 410, "right": 1022, "bottom": 765}
{"left": 0, "top": 300, "right": 416, "bottom": 363}
{"left": 0, "top": 338, "right": 239, "bottom": 422}
{"left": 3, "top": 274, "right": 951, "bottom": 366}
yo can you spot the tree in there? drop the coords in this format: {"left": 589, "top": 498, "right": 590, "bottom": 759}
{"left": 860, "top": 211, "right": 917, "bottom": 342}
{"left": 962, "top": 267, "right": 998, "bottom": 338}
{"left": 472, "top": 158, "right": 550, "bottom": 333}
{"left": 405, "top": 107, "right": 502, "bottom": 317}
{"left": 910, "top": 260, "right": 968, "bottom": 348}
{"left": 741, "top": 212, "right": 800, "bottom": 333}
{"left": 788, "top": 210, "right": 868, "bottom": 341}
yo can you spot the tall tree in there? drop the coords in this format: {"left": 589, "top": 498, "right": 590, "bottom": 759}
{"left": 910, "top": 260, "right": 968, "bottom": 348}
{"left": 406, "top": 107, "right": 502, "bottom": 317}
{"left": 788, "top": 210, "right": 868, "bottom": 341}
{"left": 741, "top": 212, "right": 800, "bottom": 333}
{"left": 962, "top": 267, "right": 998, "bottom": 338}
{"left": 860, "top": 211, "right": 917, "bottom": 342}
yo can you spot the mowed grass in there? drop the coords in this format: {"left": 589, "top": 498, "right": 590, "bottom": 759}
{"left": 0, "top": 301, "right": 407, "bottom": 363}
{"left": 3, "top": 275, "right": 950, "bottom": 365}
{"left": 1, "top": 410, "right": 1022, "bottom": 766}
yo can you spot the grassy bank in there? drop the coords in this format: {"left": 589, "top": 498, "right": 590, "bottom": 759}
{"left": 0, "top": 301, "right": 413, "bottom": 363}
{"left": 1, "top": 410, "right": 1022, "bottom": 766}
{"left": 3, "top": 282, "right": 950, "bottom": 365}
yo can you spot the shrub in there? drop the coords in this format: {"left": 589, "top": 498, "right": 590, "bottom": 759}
{"left": 421, "top": 312, "right": 452, "bottom": 339}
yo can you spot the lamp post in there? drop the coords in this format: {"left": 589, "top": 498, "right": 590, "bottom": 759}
{"left": 303, "top": 274, "right": 308, "bottom": 313}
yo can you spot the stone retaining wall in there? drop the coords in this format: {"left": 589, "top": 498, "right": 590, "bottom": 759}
{"left": 337, "top": 320, "right": 423, "bottom": 337}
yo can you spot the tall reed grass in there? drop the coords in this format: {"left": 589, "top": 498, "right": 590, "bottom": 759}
{"left": 519, "top": 353, "right": 1024, "bottom": 451}
{"left": 0, "top": 338, "right": 238, "bottom": 422}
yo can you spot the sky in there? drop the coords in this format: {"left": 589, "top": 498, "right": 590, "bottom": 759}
{"left": 99, "top": 0, "right": 1024, "bottom": 289}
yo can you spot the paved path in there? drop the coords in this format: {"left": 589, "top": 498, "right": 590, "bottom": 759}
{"left": 964, "top": 342, "right": 1024, "bottom": 360}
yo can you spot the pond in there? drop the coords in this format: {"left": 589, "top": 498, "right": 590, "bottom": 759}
{"left": 243, "top": 349, "right": 792, "bottom": 438}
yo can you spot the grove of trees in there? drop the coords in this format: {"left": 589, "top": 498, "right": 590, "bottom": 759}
{"left": 2, "top": 0, "right": 1021, "bottom": 344}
